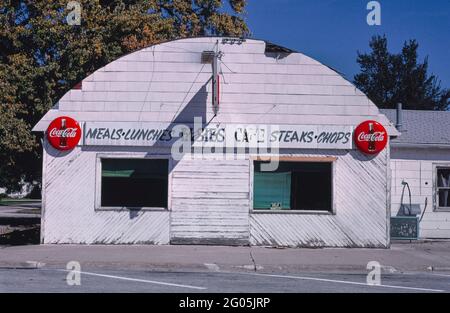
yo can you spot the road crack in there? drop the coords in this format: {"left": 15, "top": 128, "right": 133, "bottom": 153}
{"left": 249, "top": 250, "right": 257, "bottom": 272}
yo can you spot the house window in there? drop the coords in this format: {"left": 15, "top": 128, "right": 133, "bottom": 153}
{"left": 253, "top": 161, "right": 333, "bottom": 212}
{"left": 100, "top": 158, "right": 168, "bottom": 208}
{"left": 437, "top": 167, "right": 450, "bottom": 210}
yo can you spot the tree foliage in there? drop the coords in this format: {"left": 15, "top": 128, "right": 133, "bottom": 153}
{"left": 0, "top": 0, "right": 249, "bottom": 192}
{"left": 354, "top": 35, "right": 449, "bottom": 111}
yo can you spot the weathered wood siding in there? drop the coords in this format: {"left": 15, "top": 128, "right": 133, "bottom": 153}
{"left": 250, "top": 149, "right": 390, "bottom": 248}
{"left": 170, "top": 157, "right": 250, "bottom": 245}
{"left": 390, "top": 148, "right": 450, "bottom": 238}
{"left": 41, "top": 144, "right": 170, "bottom": 244}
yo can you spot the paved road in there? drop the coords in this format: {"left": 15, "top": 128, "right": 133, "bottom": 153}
{"left": 0, "top": 267, "right": 449, "bottom": 293}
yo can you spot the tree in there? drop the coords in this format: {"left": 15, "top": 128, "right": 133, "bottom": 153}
{"left": 0, "top": 0, "right": 249, "bottom": 193}
{"left": 354, "top": 35, "right": 450, "bottom": 111}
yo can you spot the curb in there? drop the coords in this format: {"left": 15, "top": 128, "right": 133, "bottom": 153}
{"left": 427, "top": 266, "right": 450, "bottom": 272}
{"left": 1, "top": 260, "right": 444, "bottom": 274}
{"left": 0, "top": 261, "right": 46, "bottom": 269}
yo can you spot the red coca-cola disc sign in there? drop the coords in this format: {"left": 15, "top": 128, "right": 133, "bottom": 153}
{"left": 46, "top": 116, "right": 81, "bottom": 151}
{"left": 354, "top": 120, "right": 387, "bottom": 155}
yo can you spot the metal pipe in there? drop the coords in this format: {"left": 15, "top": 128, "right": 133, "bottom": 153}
{"left": 396, "top": 103, "right": 403, "bottom": 132}
{"left": 212, "top": 45, "right": 220, "bottom": 115}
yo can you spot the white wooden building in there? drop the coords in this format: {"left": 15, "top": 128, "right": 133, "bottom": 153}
{"left": 33, "top": 37, "right": 400, "bottom": 247}
{"left": 382, "top": 109, "right": 450, "bottom": 239}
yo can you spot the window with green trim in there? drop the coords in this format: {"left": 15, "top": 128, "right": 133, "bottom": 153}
{"left": 101, "top": 158, "right": 168, "bottom": 208}
{"left": 253, "top": 161, "right": 332, "bottom": 212}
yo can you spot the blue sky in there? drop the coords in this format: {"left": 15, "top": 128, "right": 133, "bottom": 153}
{"left": 245, "top": 0, "right": 450, "bottom": 87}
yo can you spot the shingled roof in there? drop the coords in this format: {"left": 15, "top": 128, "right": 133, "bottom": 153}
{"left": 380, "top": 109, "right": 450, "bottom": 147}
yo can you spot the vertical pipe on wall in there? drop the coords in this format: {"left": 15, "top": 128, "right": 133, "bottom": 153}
{"left": 396, "top": 103, "right": 403, "bottom": 132}
{"left": 212, "top": 52, "right": 219, "bottom": 115}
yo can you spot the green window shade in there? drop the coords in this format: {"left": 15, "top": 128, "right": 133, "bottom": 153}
{"left": 102, "top": 159, "right": 167, "bottom": 179}
{"left": 102, "top": 169, "right": 135, "bottom": 178}
{"left": 254, "top": 172, "right": 291, "bottom": 210}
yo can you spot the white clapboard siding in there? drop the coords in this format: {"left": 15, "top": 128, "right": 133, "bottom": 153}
{"left": 34, "top": 37, "right": 397, "bottom": 135}
{"left": 170, "top": 157, "right": 250, "bottom": 245}
{"left": 59, "top": 95, "right": 374, "bottom": 112}
{"left": 35, "top": 109, "right": 382, "bottom": 127}
{"left": 390, "top": 147, "right": 450, "bottom": 238}
{"left": 85, "top": 72, "right": 349, "bottom": 85}
{"left": 61, "top": 101, "right": 377, "bottom": 116}
{"left": 81, "top": 81, "right": 360, "bottom": 96}
{"left": 99, "top": 60, "right": 336, "bottom": 76}
{"left": 66, "top": 91, "right": 371, "bottom": 105}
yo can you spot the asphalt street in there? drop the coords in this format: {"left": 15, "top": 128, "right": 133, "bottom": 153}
{"left": 1, "top": 267, "right": 449, "bottom": 293}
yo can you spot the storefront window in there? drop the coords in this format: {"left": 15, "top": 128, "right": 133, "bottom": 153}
{"left": 253, "top": 161, "right": 332, "bottom": 212}
{"left": 437, "top": 167, "right": 450, "bottom": 210}
{"left": 100, "top": 158, "right": 168, "bottom": 208}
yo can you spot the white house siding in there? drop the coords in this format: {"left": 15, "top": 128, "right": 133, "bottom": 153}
{"left": 34, "top": 37, "right": 396, "bottom": 246}
{"left": 250, "top": 149, "right": 390, "bottom": 248}
{"left": 390, "top": 148, "right": 450, "bottom": 238}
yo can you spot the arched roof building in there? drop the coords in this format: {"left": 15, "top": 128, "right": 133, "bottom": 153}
{"left": 34, "top": 37, "right": 397, "bottom": 247}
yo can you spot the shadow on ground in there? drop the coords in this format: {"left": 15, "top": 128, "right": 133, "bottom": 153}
{"left": 0, "top": 226, "right": 40, "bottom": 245}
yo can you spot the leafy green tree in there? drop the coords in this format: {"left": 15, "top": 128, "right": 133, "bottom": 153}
{"left": 354, "top": 35, "right": 449, "bottom": 111}
{"left": 0, "top": 0, "right": 249, "bottom": 193}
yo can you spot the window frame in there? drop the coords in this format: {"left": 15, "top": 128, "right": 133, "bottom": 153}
{"left": 249, "top": 156, "right": 337, "bottom": 215}
{"left": 434, "top": 163, "right": 450, "bottom": 212}
{"left": 95, "top": 154, "right": 171, "bottom": 212}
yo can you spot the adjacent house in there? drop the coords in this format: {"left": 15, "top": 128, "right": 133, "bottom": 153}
{"left": 382, "top": 108, "right": 450, "bottom": 239}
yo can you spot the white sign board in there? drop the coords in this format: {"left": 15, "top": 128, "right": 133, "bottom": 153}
{"left": 82, "top": 122, "right": 354, "bottom": 149}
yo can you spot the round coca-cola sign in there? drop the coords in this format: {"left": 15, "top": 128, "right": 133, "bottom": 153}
{"left": 354, "top": 120, "right": 387, "bottom": 155}
{"left": 46, "top": 116, "right": 81, "bottom": 151}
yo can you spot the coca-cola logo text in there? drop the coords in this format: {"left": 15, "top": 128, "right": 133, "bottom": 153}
{"left": 48, "top": 128, "right": 79, "bottom": 138}
{"left": 357, "top": 132, "right": 385, "bottom": 142}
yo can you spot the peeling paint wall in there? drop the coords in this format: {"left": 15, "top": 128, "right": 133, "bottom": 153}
{"left": 170, "top": 157, "right": 250, "bottom": 245}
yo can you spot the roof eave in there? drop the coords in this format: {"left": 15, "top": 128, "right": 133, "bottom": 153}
{"left": 391, "top": 142, "right": 450, "bottom": 149}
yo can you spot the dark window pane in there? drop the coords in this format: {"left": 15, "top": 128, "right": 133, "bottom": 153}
{"left": 438, "top": 190, "right": 450, "bottom": 208}
{"left": 253, "top": 161, "right": 332, "bottom": 212}
{"left": 291, "top": 169, "right": 332, "bottom": 211}
{"left": 101, "top": 159, "right": 168, "bottom": 208}
{"left": 437, "top": 169, "right": 450, "bottom": 187}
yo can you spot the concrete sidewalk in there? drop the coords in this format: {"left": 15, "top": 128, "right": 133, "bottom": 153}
{"left": 1, "top": 241, "right": 450, "bottom": 273}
